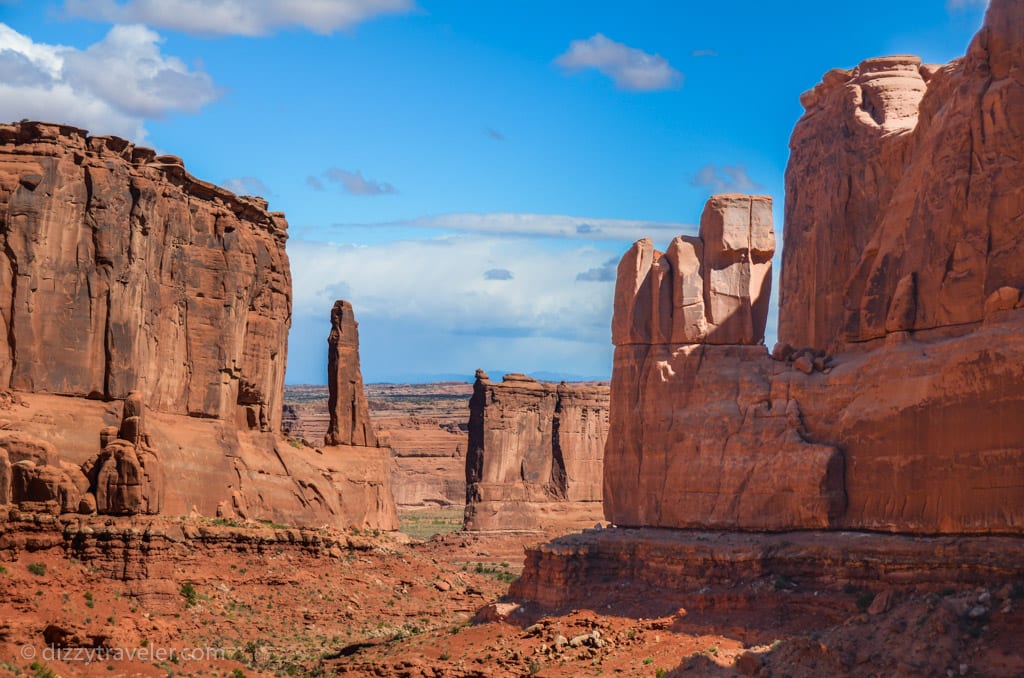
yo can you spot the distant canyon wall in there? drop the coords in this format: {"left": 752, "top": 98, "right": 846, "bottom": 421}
{"left": 603, "top": 0, "right": 1024, "bottom": 535}
{"left": 464, "top": 371, "right": 608, "bottom": 531}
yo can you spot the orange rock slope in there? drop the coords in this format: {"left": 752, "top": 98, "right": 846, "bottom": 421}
{"left": 603, "top": 0, "right": 1024, "bottom": 535}
{"left": 0, "top": 122, "right": 396, "bottom": 530}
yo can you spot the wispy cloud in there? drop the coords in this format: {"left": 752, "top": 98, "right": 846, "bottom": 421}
{"left": 221, "top": 176, "right": 270, "bottom": 197}
{"left": 689, "top": 163, "right": 763, "bottom": 193}
{"left": 0, "top": 23, "right": 218, "bottom": 141}
{"left": 331, "top": 212, "right": 692, "bottom": 241}
{"left": 483, "top": 127, "right": 504, "bottom": 141}
{"left": 324, "top": 167, "right": 398, "bottom": 196}
{"left": 691, "top": 49, "right": 718, "bottom": 57}
{"left": 305, "top": 175, "right": 324, "bottom": 191}
{"left": 290, "top": 233, "right": 617, "bottom": 333}
{"left": 555, "top": 33, "right": 682, "bottom": 91}
{"left": 64, "top": 0, "right": 415, "bottom": 37}
{"left": 483, "top": 268, "right": 513, "bottom": 280}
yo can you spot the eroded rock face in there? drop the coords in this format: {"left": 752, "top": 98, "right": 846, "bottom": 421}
{"left": 0, "top": 121, "right": 290, "bottom": 432}
{"left": 84, "top": 391, "right": 163, "bottom": 515}
{"left": 325, "top": 300, "right": 377, "bottom": 448}
{"left": 0, "top": 430, "right": 90, "bottom": 515}
{"left": 782, "top": 1, "right": 1024, "bottom": 352}
{"left": 464, "top": 371, "right": 608, "bottom": 531}
{"left": 0, "top": 124, "right": 398, "bottom": 530}
{"left": 603, "top": 0, "right": 1024, "bottom": 535}
{"left": 605, "top": 194, "right": 844, "bottom": 530}
{"left": 613, "top": 195, "right": 774, "bottom": 346}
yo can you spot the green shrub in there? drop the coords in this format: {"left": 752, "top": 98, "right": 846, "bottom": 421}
{"left": 180, "top": 582, "right": 198, "bottom": 607}
{"left": 27, "top": 563, "right": 46, "bottom": 576}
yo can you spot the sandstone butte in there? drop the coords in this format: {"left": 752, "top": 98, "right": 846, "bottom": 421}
{"left": 597, "top": 0, "right": 1024, "bottom": 536}
{"left": 464, "top": 370, "right": 608, "bottom": 531}
{"left": 0, "top": 121, "right": 396, "bottom": 530}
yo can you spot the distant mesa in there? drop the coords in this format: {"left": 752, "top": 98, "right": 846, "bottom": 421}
{"left": 464, "top": 369, "right": 609, "bottom": 531}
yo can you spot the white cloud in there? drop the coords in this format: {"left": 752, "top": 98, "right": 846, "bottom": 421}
{"left": 555, "top": 33, "right": 682, "bottom": 91}
{"left": 323, "top": 167, "right": 398, "bottom": 195}
{"left": 64, "top": 0, "right": 415, "bottom": 36}
{"left": 331, "top": 212, "right": 693, "bottom": 241}
{"left": 689, "top": 163, "right": 763, "bottom": 193}
{"left": 287, "top": 232, "right": 622, "bottom": 380}
{"left": 289, "top": 234, "right": 616, "bottom": 342}
{"left": 0, "top": 23, "right": 218, "bottom": 141}
{"left": 221, "top": 176, "right": 270, "bottom": 196}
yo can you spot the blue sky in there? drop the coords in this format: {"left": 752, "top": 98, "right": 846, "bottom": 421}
{"left": 0, "top": 0, "right": 989, "bottom": 383}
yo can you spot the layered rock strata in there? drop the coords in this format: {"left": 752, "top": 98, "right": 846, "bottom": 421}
{"left": 464, "top": 371, "right": 608, "bottom": 531}
{"left": 0, "top": 121, "right": 290, "bottom": 431}
{"left": 325, "top": 300, "right": 378, "bottom": 447}
{"left": 512, "top": 528, "right": 1024, "bottom": 611}
{"left": 605, "top": 195, "right": 845, "bottom": 530}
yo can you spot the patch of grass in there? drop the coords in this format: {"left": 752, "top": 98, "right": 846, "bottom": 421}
{"left": 30, "top": 661, "right": 56, "bottom": 678}
{"left": 27, "top": 563, "right": 46, "bottom": 576}
{"left": 398, "top": 507, "right": 464, "bottom": 540}
{"left": 180, "top": 583, "right": 198, "bottom": 607}
{"left": 643, "top": 656, "right": 653, "bottom": 665}
{"left": 230, "top": 670, "right": 246, "bottom": 678}
{"left": 0, "top": 565, "right": 7, "bottom": 575}
{"left": 258, "top": 520, "right": 290, "bottom": 530}
{"left": 85, "top": 591, "right": 95, "bottom": 608}
{"left": 472, "top": 562, "right": 517, "bottom": 584}
{"left": 655, "top": 669, "right": 667, "bottom": 678}
{"left": 528, "top": 661, "right": 542, "bottom": 675}
{"left": 210, "top": 517, "right": 242, "bottom": 528}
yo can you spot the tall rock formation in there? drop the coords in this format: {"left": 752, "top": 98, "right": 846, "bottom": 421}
{"left": 0, "top": 121, "right": 290, "bottom": 432}
{"left": 603, "top": 0, "right": 1024, "bottom": 535}
{"left": 0, "top": 122, "right": 397, "bottom": 530}
{"left": 605, "top": 196, "right": 845, "bottom": 530}
{"left": 464, "top": 371, "right": 608, "bottom": 531}
{"left": 782, "top": 0, "right": 1024, "bottom": 353}
{"left": 325, "top": 300, "right": 377, "bottom": 448}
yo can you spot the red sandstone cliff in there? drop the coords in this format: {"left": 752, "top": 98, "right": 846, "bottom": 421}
{"left": 782, "top": 0, "right": 1024, "bottom": 352}
{"left": 604, "top": 196, "right": 845, "bottom": 531}
{"left": 602, "top": 0, "right": 1024, "bottom": 535}
{"left": 464, "top": 371, "right": 608, "bottom": 531}
{"left": 0, "top": 122, "right": 397, "bottom": 530}
{"left": 0, "top": 121, "right": 290, "bottom": 431}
